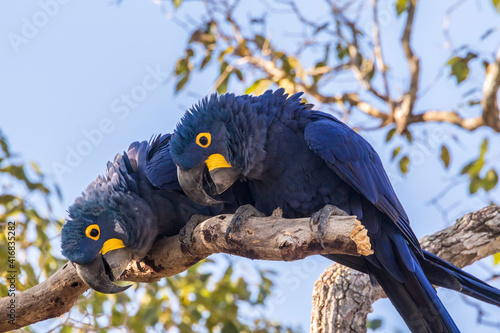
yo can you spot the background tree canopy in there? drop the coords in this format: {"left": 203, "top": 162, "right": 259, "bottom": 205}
{"left": 1, "top": 0, "right": 500, "bottom": 331}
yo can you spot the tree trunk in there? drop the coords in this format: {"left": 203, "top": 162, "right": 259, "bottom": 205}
{"left": 310, "top": 205, "right": 500, "bottom": 333}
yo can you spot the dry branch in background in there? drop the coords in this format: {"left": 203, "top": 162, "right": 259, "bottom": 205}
{"left": 310, "top": 205, "right": 500, "bottom": 333}
{"left": 0, "top": 214, "right": 367, "bottom": 332}
{"left": 190, "top": 0, "right": 500, "bottom": 133}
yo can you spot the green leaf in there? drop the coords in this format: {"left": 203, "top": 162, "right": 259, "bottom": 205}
{"left": 399, "top": 155, "right": 410, "bottom": 174}
{"left": 483, "top": 169, "right": 498, "bottom": 191}
{"left": 254, "top": 34, "right": 267, "bottom": 50}
{"left": 468, "top": 156, "right": 485, "bottom": 177}
{"left": 60, "top": 326, "right": 73, "bottom": 333}
{"left": 0, "top": 138, "right": 9, "bottom": 157}
{"left": 392, "top": 146, "right": 401, "bottom": 161}
{"left": 30, "top": 161, "right": 42, "bottom": 176}
{"left": 440, "top": 145, "right": 450, "bottom": 168}
{"left": 461, "top": 160, "right": 475, "bottom": 175}
{"left": 446, "top": 54, "right": 476, "bottom": 84}
{"left": 216, "top": 74, "right": 230, "bottom": 94}
{"left": 396, "top": 0, "right": 408, "bottom": 15}
{"left": 200, "top": 52, "right": 212, "bottom": 70}
{"left": 492, "top": 0, "right": 500, "bottom": 12}
{"left": 385, "top": 128, "right": 396, "bottom": 142}
{"left": 234, "top": 69, "right": 243, "bottom": 81}
{"left": 460, "top": 139, "right": 488, "bottom": 179}
{"left": 335, "top": 43, "right": 348, "bottom": 60}
{"left": 172, "top": 0, "right": 183, "bottom": 9}
{"left": 245, "top": 79, "right": 272, "bottom": 95}
{"left": 175, "top": 75, "right": 189, "bottom": 93}
{"left": 221, "top": 321, "right": 238, "bottom": 333}
{"left": 405, "top": 131, "right": 412, "bottom": 143}
{"left": 447, "top": 56, "right": 460, "bottom": 66}
{"left": 218, "top": 46, "right": 234, "bottom": 61}
{"left": 480, "top": 138, "right": 488, "bottom": 156}
{"left": 367, "top": 318, "right": 383, "bottom": 330}
{"left": 216, "top": 62, "right": 231, "bottom": 94}
{"left": 219, "top": 61, "right": 229, "bottom": 74}
{"left": 494, "top": 252, "right": 500, "bottom": 266}
{"left": 189, "top": 29, "right": 216, "bottom": 45}
{"left": 281, "top": 55, "right": 293, "bottom": 75}
{"left": 469, "top": 177, "right": 481, "bottom": 194}
{"left": 175, "top": 55, "right": 192, "bottom": 76}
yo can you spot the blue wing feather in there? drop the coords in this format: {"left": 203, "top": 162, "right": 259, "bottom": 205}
{"left": 145, "top": 134, "right": 182, "bottom": 191}
{"left": 304, "top": 112, "right": 422, "bottom": 255}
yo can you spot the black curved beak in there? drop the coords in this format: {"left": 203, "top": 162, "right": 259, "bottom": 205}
{"left": 75, "top": 248, "right": 132, "bottom": 294}
{"left": 177, "top": 164, "right": 224, "bottom": 206}
{"left": 208, "top": 167, "right": 239, "bottom": 195}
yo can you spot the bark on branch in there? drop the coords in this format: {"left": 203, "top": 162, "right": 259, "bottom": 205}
{"left": 310, "top": 205, "right": 500, "bottom": 333}
{"left": 0, "top": 214, "right": 368, "bottom": 332}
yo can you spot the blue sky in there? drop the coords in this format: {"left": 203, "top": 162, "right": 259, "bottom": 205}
{"left": 1, "top": 0, "right": 500, "bottom": 332}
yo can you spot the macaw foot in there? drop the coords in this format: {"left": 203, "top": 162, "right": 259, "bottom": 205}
{"left": 310, "top": 204, "right": 349, "bottom": 249}
{"left": 225, "top": 204, "right": 265, "bottom": 243}
{"left": 179, "top": 214, "right": 211, "bottom": 255}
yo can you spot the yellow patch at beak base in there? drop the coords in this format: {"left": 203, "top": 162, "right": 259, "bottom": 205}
{"left": 206, "top": 154, "right": 232, "bottom": 171}
{"left": 100, "top": 238, "right": 126, "bottom": 255}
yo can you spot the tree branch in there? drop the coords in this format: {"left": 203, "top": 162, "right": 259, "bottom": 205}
{"left": 481, "top": 47, "right": 500, "bottom": 131}
{"left": 310, "top": 205, "right": 500, "bottom": 333}
{"left": 178, "top": 0, "right": 500, "bottom": 133}
{"left": 372, "top": 0, "right": 391, "bottom": 103}
{"left": 0, "top": 214, "right": 368, "bottom": 332}
{"left": 244, "top": 54, "right": 391, "bottom": 125}
{"left": 395, "top": 0, "right": 420, "bottom": 133}
{"left": 407, "top": 45, "right": 500, "bottom": 132}
{"left": 409, "top": 110, "right": 484, "bottom": 131}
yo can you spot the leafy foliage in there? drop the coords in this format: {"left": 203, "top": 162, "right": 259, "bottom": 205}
{"left": 446, "top": 52, "right": 477, "bottom": 84}
{"left": 492, "top": 0, "right": 500, "bottom": 12}
{"left": 73, "top": 259, "right": 292, "bottom": 333}
{"left": 367, "top": 318, "right": 383, "bottom": 331}
{"left": 0, "top": 132, "right": 65, "bottom": 297}
{"left": 395, "top": 0, "right": 408, "bottom": 15}
{"left": 398, "top": 155, "right": 410, "bottom": 175}
{"left": 440, "top": 146, "right": 450, "bottom": 169}
{"left": 460, "top": 139, "right": 498, "bottom": 194}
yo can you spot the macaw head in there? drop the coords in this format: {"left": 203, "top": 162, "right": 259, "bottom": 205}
{"left": 170, "top": 91, "right": 273, "bottom": 206}
{"left": 62, "top": 151, "right": 157, "bottom": 294}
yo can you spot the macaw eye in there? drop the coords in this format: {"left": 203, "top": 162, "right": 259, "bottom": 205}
{"left": 85, "top": 224, "right": 100, "bottom": 240}
{"left": 196, "top": 132, "right": 211, "bottom": 148}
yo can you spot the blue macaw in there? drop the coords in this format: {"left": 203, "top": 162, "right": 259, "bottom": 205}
{"left": 61, "top": 134, "right": 252, "bottom": 293}
{"left": 169, "top": 89, "right": 500, "bottom": 333}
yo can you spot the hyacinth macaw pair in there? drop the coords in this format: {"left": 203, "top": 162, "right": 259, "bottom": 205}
{"left": 61, "top": 134, "right": 252, "bottom": 293}
{"left": 62, "top": 89, "right": 500, "bottom": 332}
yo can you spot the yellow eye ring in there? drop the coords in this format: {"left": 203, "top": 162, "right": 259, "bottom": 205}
{"left": 196, "top": 133, "right": 211, "bottom": 148}
{"left": 85, "top": 224, "right": 100, "bottom": 241}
